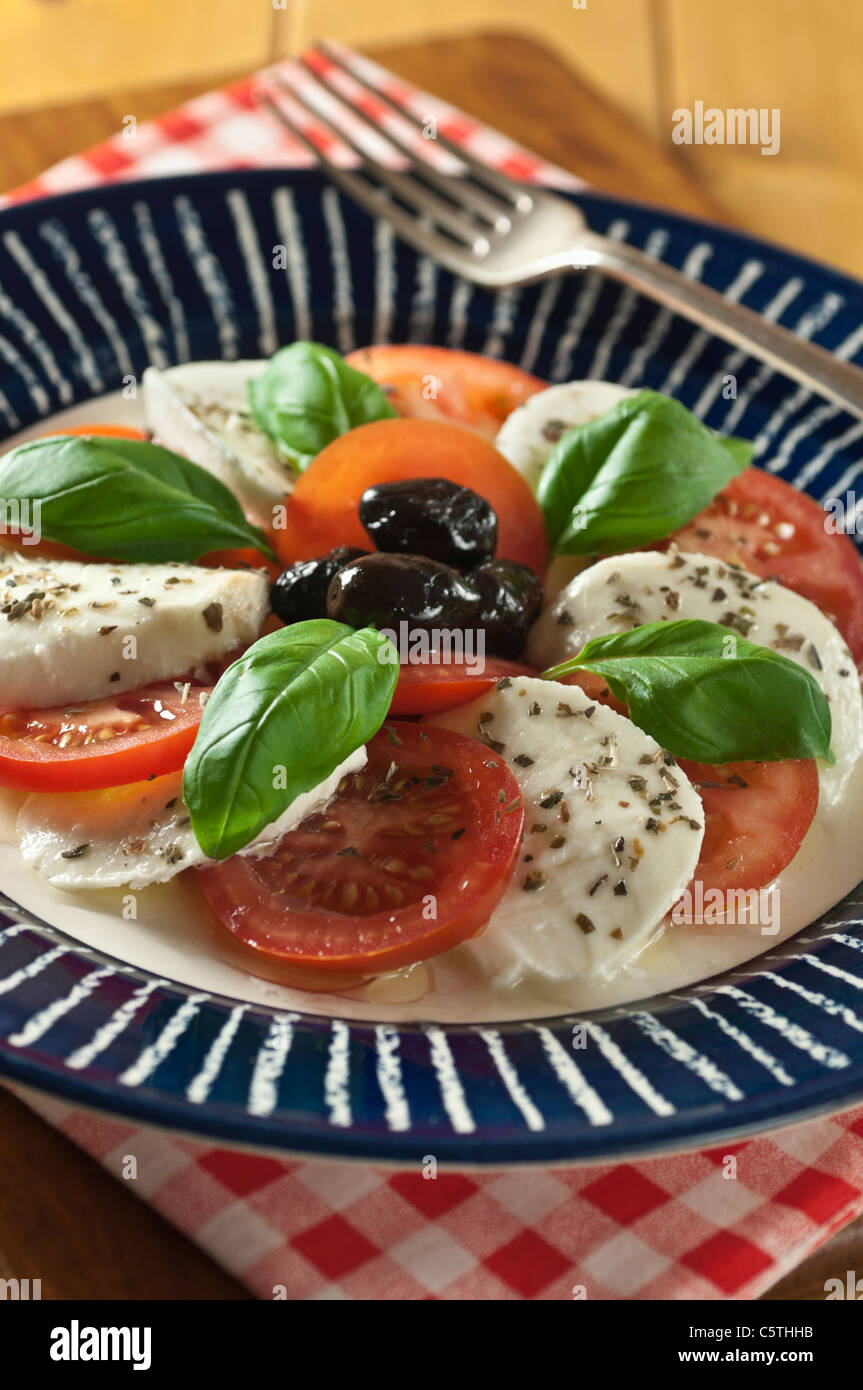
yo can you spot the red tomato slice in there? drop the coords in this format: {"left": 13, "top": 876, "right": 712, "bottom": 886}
{"left": 0, "top": 682, "right": 210, "bottom": 792}
{"left": 275, "top": 417, "right": 548, "bottom": 576}
{"left": 668, "top": 468, "right": 863, "bottom": 665}
{"left": 559, "top": 671, "right": 819, "bottom": 895}
{"left": 390, "top": 658, "right": 538, "bottom": 715}
{"left": 677, "top": 757, "right": 819, "bottom": 897}
{"left": 345, "top": 344, "right": 545, "bottom": 440}
{"left": 195, "top": 722, "right": 525, "bottom": 979}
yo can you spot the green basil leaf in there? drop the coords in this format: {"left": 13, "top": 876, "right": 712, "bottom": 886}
{"left": 718, "top": 435, "right": 755, "bottom": 469}
{"left": 536, "top": 389, "right": 751, "bottom": 555}
{"left": 0, "top": 435, "right": 274, "bottom": 563}
{"left": 248, "top": 341, "right": 397, "bottom": 470}
{"left": 183, "top": 619, "right": 398, "bottom": 859}
{"left": 542, "top": 618, "right": 834, "bottom": 764}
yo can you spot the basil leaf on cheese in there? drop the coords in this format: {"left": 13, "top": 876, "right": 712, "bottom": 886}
{"left": 248, "top": 341, "right": 397, "bottom": 471}
{"left": 537, "top": 390, "right": 752, "bottom": 555}
{"left": 183, "top": 619, "right": 398, "bottom": 859}
{"left": 0, "top": 434, "right": 274, "bottom": 563}
{"left": 542, "top": 618, "right": 833, "bottom": 764}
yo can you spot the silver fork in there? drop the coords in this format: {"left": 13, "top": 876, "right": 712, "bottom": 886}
{"left": 260, "top": 41, "right": 863, "bottom": 421}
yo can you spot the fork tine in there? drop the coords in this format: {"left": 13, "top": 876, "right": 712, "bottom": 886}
{"left": 270, "top": 68, "right": 488, "bottom": 250}
{"left": 258, "top": 87, "right": 477, "bottom": 267}
{"left": 299, "top": 52, "right": 513, "bottom": 232}
{"left": 315, "top": 39, "right": 535, "bottom": 213}
{"left": 257, "top": 88, "right": 381, "bottom": 208}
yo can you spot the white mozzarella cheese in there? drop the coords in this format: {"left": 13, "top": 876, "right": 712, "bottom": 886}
{"left": 495, "top": 380, "right": 637, "bottom": 492}
{"left": 0, "top": 551, "right": 269, "bottom": 710}
{"left": 430, "top": 676, "right": 704, "bottom": 984}
{"left": 527, "top": 550, "right": 863, "bottom": 807}
{"left": 17, "top": 746, "right": 368, "bottom": 891}
{"left": 143, "top": 362, "right": 295, "bottom": 529}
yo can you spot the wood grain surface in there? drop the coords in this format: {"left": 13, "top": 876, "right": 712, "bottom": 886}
{"left": 0, "top": 29, "right": 859, "bottom": 1304}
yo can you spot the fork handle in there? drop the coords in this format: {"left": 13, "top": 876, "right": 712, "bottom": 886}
{"left": 578, "top": 230, "right": 863, "bottom": 421}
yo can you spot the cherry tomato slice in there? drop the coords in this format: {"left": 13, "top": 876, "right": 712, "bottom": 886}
{"left": 275, "top": 417, "right": 549, "bottom": 577}
{"left": 345, "top": 344, "right": 545, "bottom": 440}
{"left": 0, "top": 681, "right": 210, "bottom": 792}
{"left": 668, "top": 468, "right": 863, "bottom": 665}
{"left": 195, "top": 722, "right": 525, "bottom": 978}
{"left": 390, "top": 658, "right": 538, "bottom": 715}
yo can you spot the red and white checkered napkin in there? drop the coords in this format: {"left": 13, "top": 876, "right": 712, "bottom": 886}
{"left": 3, "top": 44, "right": 863, "bottom": 1301}
{"left": 0, "top": 42, "right": 582, "bottom": 210}
{"left": 11, "top": 1084, "right": 863, "bottom": 1299}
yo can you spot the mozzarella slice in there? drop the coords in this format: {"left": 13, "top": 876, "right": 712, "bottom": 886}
{"left": 430, "top": 676, "right": 704, "bottom": 984}
{"left": 17, "top": 746, "right": 368, "bottom": 891}
{"left": 143, "top": 362, "right": 295, "bottom": 529}
{"left": 495, "top": 380, "right": 637, "bottom": 492}
{"left": 528, "top": 550, "right": 863, "bottom": 807}
{"left": 0, "top": 551, "right": 268, "bottom": 709}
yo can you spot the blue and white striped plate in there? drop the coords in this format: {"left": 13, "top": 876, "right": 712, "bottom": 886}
{"left": 1, "top": 169, "right": 863, "bottom": 1164}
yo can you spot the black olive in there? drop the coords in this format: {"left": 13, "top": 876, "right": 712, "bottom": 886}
{"left": 327, "top": 553, "right": 482, "bottom": 633}
{"left": 270, "top": 546, "right": 368, "bottom": 624}
{"left": 358, "top": 477, "right": 497, "bottom": 569}
{"left": 470, "top": 558, "right": 544, "bottom": 658}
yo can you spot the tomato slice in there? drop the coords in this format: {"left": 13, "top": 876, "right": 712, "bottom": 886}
{"left": 668, "top": 468, "right": 863, "bottom": 665}
{"left": 390, "top": 658, "right": 538, "bottom": 715}
{"left": 677, "top": 757, "right": 819, "bottom": 896}
{"left": 195, "top": 723, "right": 525, "bottom": 978}
{"left": 0, "top": 681, "right": 210, "bottom": 792}
{"left": 345, "top": 345, "right": 545, "bottom": 440}
{"left": 275, "top": 417, "right": 548, "bottom": 576}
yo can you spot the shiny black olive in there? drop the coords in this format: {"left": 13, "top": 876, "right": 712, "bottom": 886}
{"left": 358, "top": 477, "right": 497, "bottom": 569}
{"left": 470, "top": 558, "right": 544, "bottom": 659}
{"left": 270, "top": 546, "right": 368, "bottom": 624}
{"left": 327, "top": 553, "right": 482, "bottom": 633}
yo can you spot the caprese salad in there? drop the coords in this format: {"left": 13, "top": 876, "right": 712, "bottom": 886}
{"left": 2, "top": 340, "right": 862, "bottom": 1010}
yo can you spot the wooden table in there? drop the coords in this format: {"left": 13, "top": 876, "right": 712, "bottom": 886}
{"left": 0, "top": 31, "right": 859, "bottom": 1302}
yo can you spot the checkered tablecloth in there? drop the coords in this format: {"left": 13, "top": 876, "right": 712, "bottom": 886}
{"left": 2, "top": 42, "right": 862, "bottom": 1302}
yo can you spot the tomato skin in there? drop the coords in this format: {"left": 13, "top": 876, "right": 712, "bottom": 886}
{"left": 275, "top": 417, "right": 549, "bottom": 577}
{"left": 196, "top": 723, "right": 525, "bottom": 978}
{"left": 0, "top": 683, "right": 209, "bottom": 792}
{"left": 668, "top": 468, "right": 863, "bottom": 666}
{"left": 390, "top": 658, "right": 538, "bottom": 715}
{"left": 37, "top": 424, "right": 146, "bottom": 440}
{"left": 345, "top": 344, "right": 545, "bottom": 440}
